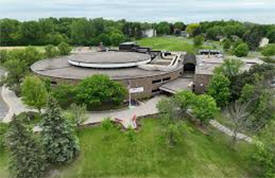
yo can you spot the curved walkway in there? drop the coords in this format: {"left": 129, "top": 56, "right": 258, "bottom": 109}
{"left": 0, "top": 82, "right": 253, "bottom": 143}
{"left": 1, "top": 85, "right": 35, "bottom": 123}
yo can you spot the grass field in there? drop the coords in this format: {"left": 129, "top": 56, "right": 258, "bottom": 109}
{"left": 0, "top": 118, "right": 260, "bottom": 178}
{"left": 137, "top": 37, "right": 221, "bottom": 53}
{"left": 0, "top": 151, "right": 8, "bottom": 178}
{"left": 52, "top": 118, "right": 258, "bottom": 178}
{"left": 0, "top": 46, "right": 46, "bottom": 52}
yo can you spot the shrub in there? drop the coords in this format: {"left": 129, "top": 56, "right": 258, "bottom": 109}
{"left": 261, "top": 44, "right": 275, "bottom": 57}
{"left": 101, "top": 118, "right": 114, "bottom": 131}
{"left": 65, "top": 103, "right": 88, "bottom": 126}
{"left": 222, "top": 38, "right": 231, "bottom": 50}
{"left": 193, "top": 35, "right": 204, "bottom": 46}
{"left": 75, "top": 75, "right": 127, "bottom": 110}
{"left": 23, "top": 46, "right": 43, "bottom": 66}
{"left": 45, "top": 45, "right": 59, "bottom": 58}
{"left": 52, "top": 83, "right": 76, "bottom": 108}
{"left": 0, "top": 50, "right": 8, "bottom": 63}
{"left": 233, "top": 43, "right": 249, "bottom": 57}
{"left": 58, "top": 42, "right": 72, "bottom": 56}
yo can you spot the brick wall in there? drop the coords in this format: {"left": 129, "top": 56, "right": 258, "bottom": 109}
{"left": 36, "top": 68, "right": 182, "bottom": 100}
{"left": 194, "top": 74, "right": 213, "bottom": 94}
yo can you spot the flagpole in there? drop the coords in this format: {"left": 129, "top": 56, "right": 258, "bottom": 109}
{"left": 128, "top": 80, "right": 131, "bottom": 109}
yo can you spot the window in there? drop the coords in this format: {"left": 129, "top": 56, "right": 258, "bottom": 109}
{"left": 152, "top": 79, "right": 161, "bottom": 84}
{"left": 152, "top": 88, "right": 160, "bottom": 93}
{"left": 51, "top": 81, "right": 57, "bottom": 85}
{"left": 162, "top": 77, "right": 171, "bottom": 82}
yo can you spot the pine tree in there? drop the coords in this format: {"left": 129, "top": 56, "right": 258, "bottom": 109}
{"left": 6, "top": 115, "right": 47, "bottom": 178}
{"left": 41, "top": 97, "right": 80, "bottom": 165}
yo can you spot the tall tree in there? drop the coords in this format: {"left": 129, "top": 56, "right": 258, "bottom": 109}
{"left": 6, "top": 115, "right": 47, "bottom": 178}
{"left": 156, "top": 22, "right": 171, "bottom": 35}
{"left": 21, "top": 75, "right": 48, "bottom": 113}
{"left": 214, "top": 58, "right": 244, "bottom": 79}
{"left": 193, "top": 95, "right": 219, "bottom": 125}
{"left": 20, "top": 21, "right": 43, "bottom": 45}
{"left": 157, "top": 97, "right": 191, "bottom": 146}
{"left": 186, "top": 23, "right": 200, "bottom": 37}
{"left": 207, "top": 73, "right": 231, "bottom": 108}
{"left": 70, "top": 18, "right": 94, "bottom": 45}
{"left": 226, "top": 101, "right": 251, "bottom": 145}
{"left": 2, "top": 58, "right": 28, "bottom": 95}
{"left": 254, "top": 120, "right": 275, "bottom": 177}
{"left": 0, "top": 19, "right": 21, "bottom": 46}
{"left": 41, "top": 97, "right": 80, "bottom": 165}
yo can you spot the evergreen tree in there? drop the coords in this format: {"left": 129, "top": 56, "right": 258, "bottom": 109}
{"left": 6, "top": 115, "right": 47, "bottom": 178}
{"left": 41, "top": 97, "right": 80, "bottom": 165}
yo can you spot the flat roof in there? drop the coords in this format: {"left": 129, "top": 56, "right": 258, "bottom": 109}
{"left": 195, "top": 55, "right": 224, "bottom": 75}
{"left": 31, "top": 57, "right": 182, "bottom": 80}
{"left": 195, "top": 55, "right": 264, "bottom": 75}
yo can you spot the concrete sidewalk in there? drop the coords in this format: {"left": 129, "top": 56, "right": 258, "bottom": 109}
{"left": 1, "top": 85, "right": 35, "bottom": 123}
{"left": 0, "top": 82, "right": 253, "bottom": 143}
{"left": 83, "top": 96, "right": 164, "bottom": 128}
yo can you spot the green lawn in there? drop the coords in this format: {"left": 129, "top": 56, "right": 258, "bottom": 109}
{"left": 136, "top": 37, "right": 221, "bottom": 53}
{"left": 0, "top": 118, "right": 260, "bottom": 178}
{"left": 0, "top": 151, "right": 9, "bottom": 178}
{"left": 54, "top": 118, "right": 258, "bottom": 178}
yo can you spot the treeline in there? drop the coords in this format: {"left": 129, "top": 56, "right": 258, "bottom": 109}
{"left": 1, "top": 18, "right": 275, "bottom": 50}
{"left": 0, "top": 18, "right": 153, "bottom": 46}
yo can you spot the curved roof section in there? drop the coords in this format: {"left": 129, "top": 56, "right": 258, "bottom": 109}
{"left": 67, "top": 51, "right": 151, "bottom": 68}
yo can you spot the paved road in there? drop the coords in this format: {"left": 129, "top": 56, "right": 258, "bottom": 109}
{"left": 0, "top": 69, "right": 8, "bottom": 121}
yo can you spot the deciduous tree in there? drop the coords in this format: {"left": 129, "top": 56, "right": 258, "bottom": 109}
{"left": 233, "top": 43, "right": 249, "bottom": 57}
{"left": 58, "top": 42, "right": 72, "bottom": 55}
{"left": 193, "top": 95, "right": 219, "bottom": 125}
{"left": 21, "top": 75, "right": 48, "bottom": 113}
{"left": 193, "top": 35, "right": 204, "bottom": 47}
{"left": 75, "top": 75, "right": 127, "bottom": 110}
{"left": 157, "top": 97, "right": 191, "bottom": 146}
{"left": 45, "top": 45, "right": 59, "bottom": 58}
{"left": 214, "top": 58, "right": 244, "bottom": 79}
{"left": 207, "top": 73, "right": 231, "bottom": 108}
